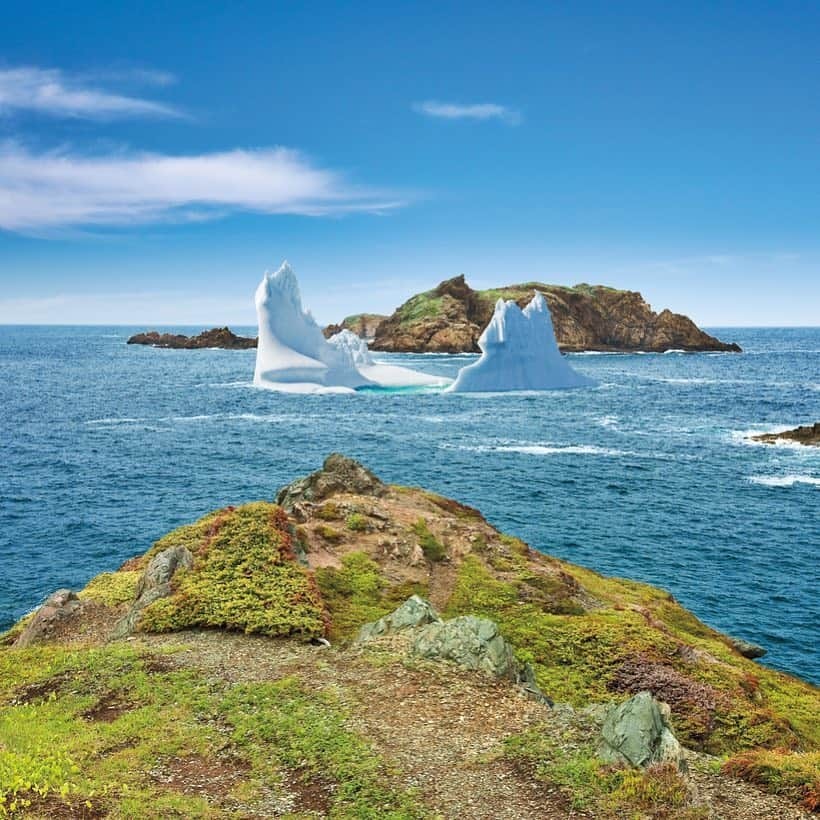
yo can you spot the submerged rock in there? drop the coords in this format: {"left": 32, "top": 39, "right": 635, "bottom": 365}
{"left": 276, "top": 453, "right": 386, "bottom": 510}
{"left": 598, "top": 691, "right": 687, "bottom": 771}
{"left": 356, "top": 595, "right": 441, "bottom": 642}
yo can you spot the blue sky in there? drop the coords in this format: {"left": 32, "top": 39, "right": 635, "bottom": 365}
{"left": 1, "top": 1, "right": 818, "bottom": 326}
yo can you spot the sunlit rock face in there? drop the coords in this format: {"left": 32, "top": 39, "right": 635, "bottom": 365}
{"left": 447, "top": 292, "right": 595, "bottom": 392}
{"left": 253, "top": 262, "right": 372, "bottom": 393}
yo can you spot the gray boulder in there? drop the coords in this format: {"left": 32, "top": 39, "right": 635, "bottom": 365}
{"left": 729, "top": 636, "right": 767, "bottom": 659}
{"left": 411, "top": 615, "right": 519, "bottom": 681}
{"left": 110, "top": 545, "right": 193, "bottom": 639}
{"left": 276, "top": 453, "right": 386, "bottom": 511}
{"left": 14, "top": 589, "right": 85, "bottom": 648}
{"left": 598, "top": 691, "right": 687, "bottom": 771}
{"left": 357, "top": 595, "right": 441, "bottom": 642}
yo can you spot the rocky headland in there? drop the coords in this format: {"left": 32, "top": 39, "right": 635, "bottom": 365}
{"left": 2, "top": 455, "right": 815, "bottom": 818}
{"left": 127, "top": 327, "right": 257, "bottom": 349}
{"left": 361, "top": 276, "right": 741, "bottom": 354}
{"left": 752, "top": 423, "right": 820, "bottom": 447}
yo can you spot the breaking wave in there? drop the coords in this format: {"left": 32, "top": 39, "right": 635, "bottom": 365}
{"left": 748, "top": 475, "right": 820, "bottom": 488}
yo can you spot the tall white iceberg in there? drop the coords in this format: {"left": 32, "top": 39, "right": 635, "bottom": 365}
{"left": 254, "top": 262, "right": 449, "bottom": 393}
{"left": 447, "top": 292, "right": 595, "bottom": 392}
{"left": 254, "top": 262, "right": 371, "bottom": 393}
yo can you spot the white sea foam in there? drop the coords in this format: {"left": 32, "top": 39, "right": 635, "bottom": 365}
{"left": 731, "top": 427, "right": 817, "bottom": 450}
{"left": 596, "top": 415, "right": 619, "bottom": 428}
{"left": 748, "top": 475, "right": 820, "bottom": 488}
{"left": 451, "top": 442, "right": 629, "bottom": 457}
{"left": 86, "top": 417, "right": 143, "bottom": 425}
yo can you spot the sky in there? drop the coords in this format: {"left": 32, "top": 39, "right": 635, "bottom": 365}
{"left": 0, "top": 1, "right": 818, "bottom": 326}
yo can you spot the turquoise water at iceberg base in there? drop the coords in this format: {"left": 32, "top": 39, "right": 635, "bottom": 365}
{"left": 1, "top": 326, "right": 818, "bottom": 684}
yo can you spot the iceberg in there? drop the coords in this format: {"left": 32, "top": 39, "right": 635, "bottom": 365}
{"left": 447, "top": 292, "right": 595, "bottom": 392}
{"left": 254, "top": 263, "right": 449, "bottom": 393}
{"left": 327, "top": 329, "right": 450, "bottom": 388}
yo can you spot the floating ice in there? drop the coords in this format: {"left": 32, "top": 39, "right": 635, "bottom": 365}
{"left": 327, "top": 328, "right": 450, "bottom": 388}
{"left": 254, "top": 263, "right": 449, "bottom": 393}
{"left": 447, "top": 292, "right": 595, "bottom": 392}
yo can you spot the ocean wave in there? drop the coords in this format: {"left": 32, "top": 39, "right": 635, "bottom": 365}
{"left": 596, "top": 415, "right": 619, "bottom": 429}
{"left": 200, "top": 381, "right": 255, "bottom": 389}
{"left": 86, "top": 417, "right": 143, "bottom": 425}
{"left": 731, "top": 428, "right": 817, "bottom": 450}
{"left": 451, "top": 443, "right": 630, "bottom": 457}
{"left": 748, "top": 475, "right": 820, "bottom": 488}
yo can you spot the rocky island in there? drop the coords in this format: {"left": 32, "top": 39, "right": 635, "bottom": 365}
{"left": 2, "top": 455, "right": 816, "bottom": 818}
{"left": 127, "top": 276, "right": 741, "bottom": 355}
{"left": 752, "top": 423, "right": 820, "bottom": 447}
{"left": 363, "top": 276, "right": 741, "bottom": 354}
{"left": 127, "top": 327, "right": 257, "bottom": 349}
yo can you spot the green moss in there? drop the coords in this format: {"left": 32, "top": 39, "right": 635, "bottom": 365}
{"left": 317, "top": 524, "right": 343, "bottom": 542}
{"left": 411, "top": 519, "right": 446, "bottom": 562}
{"left": 723, "top": 749, "right": 820, "bottom": 811}
{"left": 78, "top": 571, "right": 141, "bottom": 607}
{"left": 138, "top": 503, "right": 326, "bottom": 640}
{"left": 316, "top": 502, "right": 341, "bottom": 521}
{"left": 219, "top": 676, "right": 430, "bottom": 818}
{"left": 505, "top": 719, "right": 699, "bottom": 818}
{"left": 395, "top": 292, "right": 444, "bottom": 325}
{"left": 316, "top": 552, "right": 426, "bottom": 642}
{"left": 443, "top": 555, "right": 819, "bottom": 755}
{"left": 345, "top": 513, "right": 369, "bottom": 532}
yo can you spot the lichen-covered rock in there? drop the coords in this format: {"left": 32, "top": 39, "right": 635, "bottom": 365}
{"left": 356, "top": 595, "right": 441, "bottom": 642}
{"left": 111, "top": 545, "right": 194, "bottom": 639}
{"left": 598, "top": 691, "right": 687, "bottom": 772}
{"left": 411, "top": 615, "right": 519, "bottom": 680}
{"left": 276, "top": 453, "right": 386, "bottom": 510}
{"left": 14, "top": 589, "right": 85, "bottom": 648}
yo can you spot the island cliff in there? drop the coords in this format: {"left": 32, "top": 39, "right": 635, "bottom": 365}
{"left": 1, "top": 456, "right": 815, "bottom": 818}
{"left": 365, "top": 276, "right": 741, "bottom": 353}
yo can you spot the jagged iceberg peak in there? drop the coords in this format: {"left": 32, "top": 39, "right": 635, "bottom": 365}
{"left": 447, "top": 291, "right": 595, "bottom": 393}
{"left": 253, "top": 262, "right": 450, "bottom": 393}
{"left": 327, "top": 328, "right": 374, "bottom": 367}
{"left": 254, "top": 261, "right": 372, "bottom": 392}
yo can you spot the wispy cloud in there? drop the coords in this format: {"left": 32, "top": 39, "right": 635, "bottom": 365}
{"left": 0, "top": 142, "right": 404, "bottom": 232}
{"left": 413, "top": 100, "right": 521, "bottom": 125}
{"left": 0, "top": 66, "right": 182, "bottom": 119}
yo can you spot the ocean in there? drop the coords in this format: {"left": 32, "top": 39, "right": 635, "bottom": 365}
{"left": 1, "top": 326, "right": 818, "bottom": 684}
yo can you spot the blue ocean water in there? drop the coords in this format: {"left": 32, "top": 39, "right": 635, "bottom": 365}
{"left": 1, "top": 326, "right": 818, "bottom": 684}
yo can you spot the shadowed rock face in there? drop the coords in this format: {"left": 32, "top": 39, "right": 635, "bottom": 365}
{"left": 127, "top": 327, "right": 257, "bottom": 349}
{"left": 752, "top": 422, "right": 820, "bottom": 447}
{"left": 366, "top": 275, "right": 741, "bottom": 353}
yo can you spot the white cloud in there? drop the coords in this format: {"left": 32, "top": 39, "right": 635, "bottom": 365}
{"left": 0, "top": 66, "right": 181, "bottom": 119}
{"left": 0, "top": 142, "right": 404, "bottom": 232}
{"left": 414, "top": 100, "right": 521, "bottom": 125}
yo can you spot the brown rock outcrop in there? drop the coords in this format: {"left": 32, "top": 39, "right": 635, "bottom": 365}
{"left": 368, "top": 276, "right": 741, "bottom": 353}
{"left": 127, "top": 327, "right": 257, "bottom": 349}
{"left": 752, "top": 422, "right": 820, "bottom": 447}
